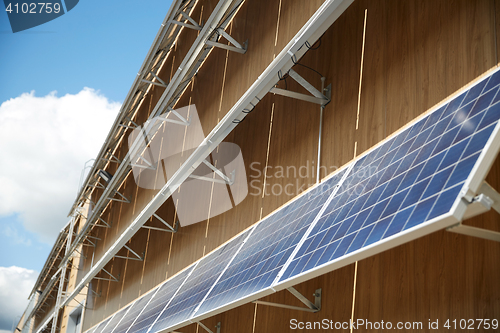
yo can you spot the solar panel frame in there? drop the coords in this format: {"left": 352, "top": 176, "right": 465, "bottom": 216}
{"left": 147, "top": 228, "right": 254, "bottom": 333}
{"left": 272, "top": 67, "right": 500, "bottom": 291}
{"left": 84, "top": 67, "right": 500, "bottom": 333}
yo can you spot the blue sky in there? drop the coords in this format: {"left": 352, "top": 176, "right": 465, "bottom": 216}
{"left": 0, "top": 1, "right": 172, "bottom": 330}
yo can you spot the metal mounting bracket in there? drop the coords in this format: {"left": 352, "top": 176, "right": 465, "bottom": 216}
{"left": 115, "top": 244, "right": 144, "bottom": 261}
{"left": 157, "top": 107, "right": 190, "bottom": 126}
{"left": 89, "top": 284, "right": 101, "bottom": 298}
{"left": 253, "top": 287, "right": 321, "bottom": 313}
{"left": 170, "top": 10, "right": 202, "bottom": 30}
{"left": 119, "top": 117, "right": 139, "bottom": 130}
{"left": 92, "top": 216, "right": 111, "bottom": 228}
{"left": 108, "top": 190, "right": 131, "bottom": 203}
{"left": 131, "top": 155, "right": 157, "bottom": 170}
{"left": 206, "top": 28, "right": 247, "bottom": 54}
{"left": 101, "top": 153, "right": 121, "bottom": 164}
{"left": 447, "top": 182, "right": 500, "bottom": 242}
{"left": 189, "top": 159, "right": 235, "bottom": 185}
{"left": 83, "top": 237, "right": 96, "bottom": 248}
{"left": 197, "top": 321, "right": 221, "bottom": 333}
{"left": 271, "top": 69, "right": 331, "bottom": 106}
{"left": 93, "top": 268, "right": 119, "bottom": 282}
{"left": 72, "top": 248, "right": 87, "bottom": 260}
{"left": 142, "top": 214, "right": 178, "bottom": 233}
{"left": 141, "top": 71, "right": 167, "bottom": 88}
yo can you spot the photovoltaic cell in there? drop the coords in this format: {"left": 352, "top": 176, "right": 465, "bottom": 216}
{"left": 83, "top": 69, "right": 500, "bottom": 333}
{"left": 193, "top": 169, "right": 347, "bottom": 317}
{"left": 126, "top": 266, "right": 194, "bottom": 333}
{"left": 101, "top": 304, "right": 131, "bottom": 333}
{"left": 112, "top": 289, "right": 156, "bottom": 333}
{"left": 92, "top": 317, "right": 113, "bottom": 333}
{"left": 279, "top": 70, "right": 500, "bottom": 283}
{"left": 149, "top": 230, "right": 251, "bottom": 333}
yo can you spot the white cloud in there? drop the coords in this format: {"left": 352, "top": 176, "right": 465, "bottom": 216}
{"left": 0, "top": 266, "right": 38, "bottom": 331}
{"left": 0, "top": 89, "right": 120, "bottom": 243}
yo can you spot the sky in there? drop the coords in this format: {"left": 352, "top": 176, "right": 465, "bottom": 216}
{"left": 0, "top": 1, "right": 173, "bottom": 331}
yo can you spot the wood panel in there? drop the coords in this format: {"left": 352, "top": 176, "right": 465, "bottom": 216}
{"left": 200, "top": 303, "right": 255, "bottom": 333}
{"left": 203, "top": 95, "right": 273, "bottom": 254}
{"left": 274, "top": 0, "right": 324, "bottom": 52}
{"left": 314, "top": 0, "right": 364, "bottom": 177}
{"left": 260, "top": 91, "right": 320, "bottom": 216}
{"left": 371, "top": 0, "right": 498, "bottom": 138}
{"left": 254, "top": 265, "right": 355, "bottom": 333}
{"left": 351, "top": 0, "right": 500, "bottom": 330}
{"left": 218, "top": 0, "right": 280, "bottom": 122}
{"left": 81, "top": 0, "right": 500, "bottom": 332}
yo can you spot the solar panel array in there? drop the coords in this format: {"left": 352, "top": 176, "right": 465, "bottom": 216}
{"left": 112, "top": 288, "right": 155, "bottom": 333}
{"left": 279, "top": 71, "right": 500, "bottom": 282}
{"left": 84, "top": 69, "right": 500, "bottom": 333}
{"left": 149, "top": 230, "right": 250, "bottom": 332}
{"left": 194, "top": 169, "right": 347, "bottom": 318}
{"left": 127, "top": 266, "right": 194, "bottom": 333}
{"left": 100, "top": 304, "right": 131, "bottom": 333}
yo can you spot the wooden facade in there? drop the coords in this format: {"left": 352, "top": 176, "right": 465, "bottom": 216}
{"left": 75, "top": 0, "right": 500, "bottom": 332}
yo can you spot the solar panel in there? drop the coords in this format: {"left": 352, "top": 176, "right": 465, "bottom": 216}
{"left": 92, "top": 316, "right": 113, "bottom": 333}
{"left": 192, "top": 168, "right": 348, "bottom": 318}
{"left": 125, "top": 265, "right": 194, "bottom": 333}
{"left": 112, "top": 289, "right": 156, "bottom": 333}
{"left": 148, "top": 229, "right": 252, "bottom": 333}
{"left": 84, "top": 68, "right": 500, "bottom": 333}
{"left": 101, "top": 304, "right": 132, "bottom": 333}
{"left": 277, "top": 69, "right": 500, "bottom": 284}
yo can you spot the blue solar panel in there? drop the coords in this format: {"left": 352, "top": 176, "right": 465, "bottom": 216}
{"left": 101, "top": 304, "right": 131, "bottom": 333}
{"left": 149, "top": 230, "right": 251, "bottom": 333}
{"left": 83, "top": 69, "right": 500, "bottom": 333}
{"left": 126, "top": 266, "right": 194, "bottom": 333}
{"left": 92, "top": 316, "right": 113, "bottom": 333}
{"left": 192, "top": 169, "right": 347, "bottom": 318}
{"left": 112, "top": 290, "right": 156, "bottom": 333}
{"left": 278, "top": 70, "right": 500, "bottom": 283}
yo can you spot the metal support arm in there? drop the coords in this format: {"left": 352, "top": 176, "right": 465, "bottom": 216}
{"left": 188, "top": 159, "right": 235, "bottom": 185}
{"left": 206, "top": 28, "right": 247, "bottom": 54}
{"left": 447, "top": 182, "right": 500, "bottom": 242}
{"left": 131, "top": 155, "right": 156, "bottom": 170}
{"left": 108, "top": 190, "right": 131, "bottom": 203}
{"left": 156, "top": 107, "right": 190, "bottom": 126}
{"left": 270, "top": 69, "right": 330, "bottom": 106}
{"left": 141, "top": 213, "right": 178, "bottom": 233}
{"left": 197, "top": 322, "right": 221, "bottom": 333}
{"left": 170, "top": 10, "right": 202, "bottom": 30}
{"left": 93, "top": 268, "right": 119, "bottom": 282}
{"left": 253, "top": 287, "right": 321, "bottom": 313}
{"left": 114, "top": 244, "right": 144, "bottom": 261}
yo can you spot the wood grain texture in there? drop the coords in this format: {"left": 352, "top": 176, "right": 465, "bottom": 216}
{"left": 254, "top": 265, "right": 355, "bottom": 333}
{"left": 80, "top": 0, "right": 500, "bottom": 332}
{"left": 218, "top": 0, "right": 280, "bottom": 121}
{"left": 204, "top": 94, "right": 273, "bottom": 254}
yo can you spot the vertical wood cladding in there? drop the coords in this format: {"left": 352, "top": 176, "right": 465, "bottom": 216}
{"left": 82, "top": 0, "right": 500, "bottom": 331}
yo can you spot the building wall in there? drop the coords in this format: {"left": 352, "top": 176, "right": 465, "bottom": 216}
{"left": 82, "top": 0, "right": 500, "bottom": 331}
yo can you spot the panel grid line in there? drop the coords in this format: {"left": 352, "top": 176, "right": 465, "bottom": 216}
{"left": 191, "top": 224, "right": 258, "bottom": 316}
{"left": 145, "top": 261, "right": 199, "bottom": 333}
{"left": 121, "top": 285, "right": 161, "bottom": 333}
{"left": 276, "top": 69, "right": 500, "bottom": 283}
{"left": 272, "top": 162, "right": 356, "bottom": 285}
